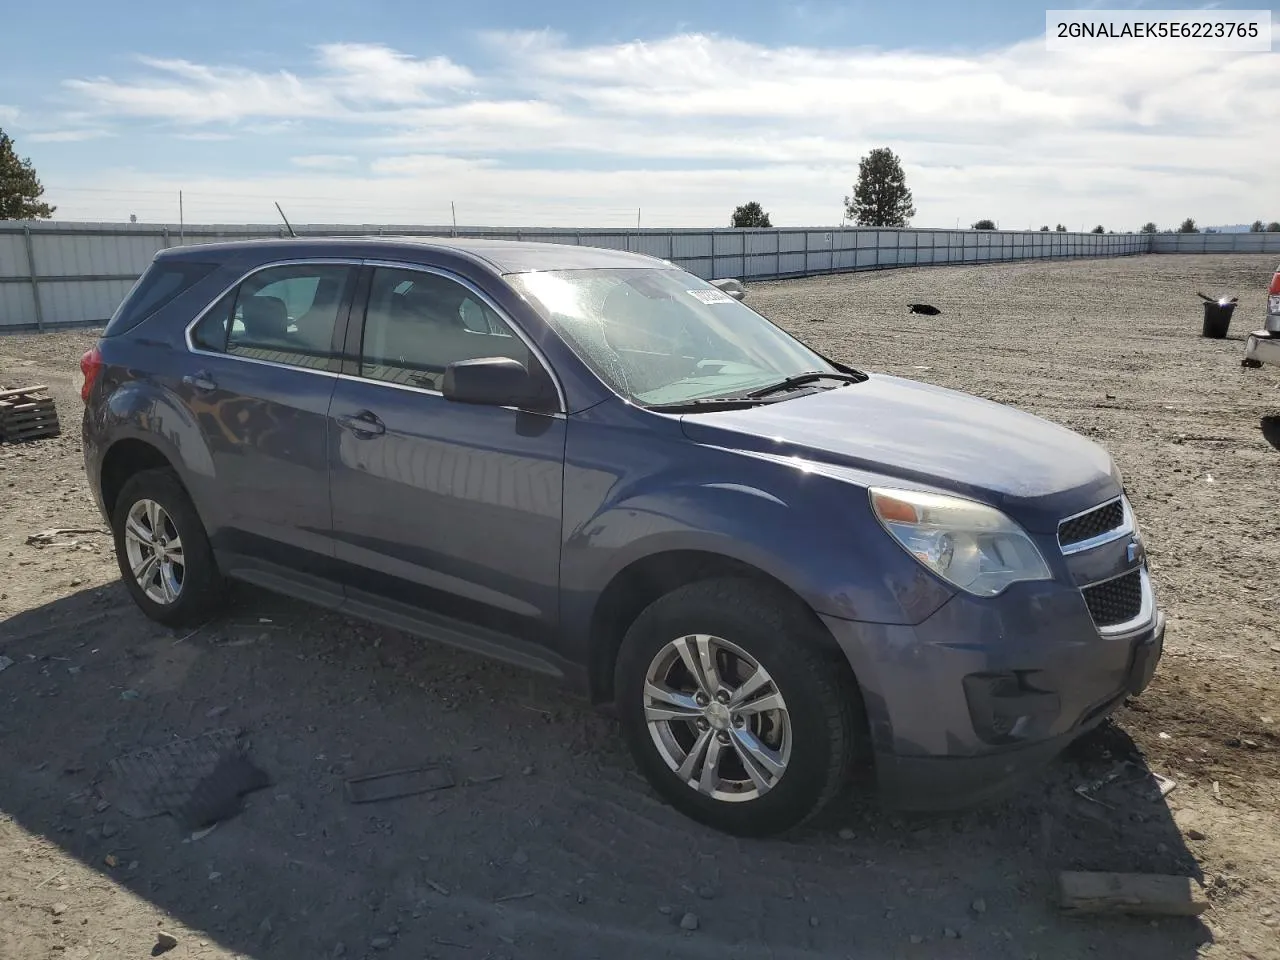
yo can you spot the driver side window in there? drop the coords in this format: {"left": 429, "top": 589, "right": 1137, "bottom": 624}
{"left": 359, "top": 268, "right": 532, "bottom": 391}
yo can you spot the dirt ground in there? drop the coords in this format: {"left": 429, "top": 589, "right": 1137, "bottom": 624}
{"left": 1, "top": 252, "right": 1278, "bottom": 960}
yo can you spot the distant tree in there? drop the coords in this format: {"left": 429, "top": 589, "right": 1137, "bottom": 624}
{"left": 1267, "top": 222, "right": 1280, "bottom": 232}
{"left": 1250, "top": 220, "right": 1265, "bottom": 232}
{"left": 1178, "top": 217, "right": 1199, "bottom": 233}
{"left": 1039, "top": 225, "right": 1050, "bottom": 231}
{"left": 0, "top": 128, "right": 55, "bottom": 220}
{"left": 730, "top": 201, "right": 772, "bottom": 228}
{"left": 844, "top": 147, "right": 915, "bottom": 227}
{"left": 1055, "top": 224, "right": 1067, "bottom": 232}
{"left": 129, "top": 213, "right": 138, "bottom": 223}
{"left": 1091, "top": 225, "right": 1105, "bottom": 233}
{"left": 1140, "top": 222, "right": 1158, "bottom": 233}
{"left": 972, "top": 219, "right": 996, "bottom": 230}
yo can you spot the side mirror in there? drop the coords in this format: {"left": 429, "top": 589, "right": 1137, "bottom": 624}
{"left": 711, "top": 278, "right": 747, "bottom": 301}
{"left": 442, "top": 356, "right": 551, "bottom": 410}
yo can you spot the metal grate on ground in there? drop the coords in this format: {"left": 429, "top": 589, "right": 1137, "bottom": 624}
{"left": 105, "top": 728, "right": 249, "bottom": 820}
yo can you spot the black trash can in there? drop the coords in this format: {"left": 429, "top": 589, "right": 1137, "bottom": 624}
{"left": 1202, "top": 300, "right": 1236, "bottom": 338}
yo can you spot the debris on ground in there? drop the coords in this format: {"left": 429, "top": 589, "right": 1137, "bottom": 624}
{"left": 154, "top": 931, "right": 178, "bottom": 954}
{"left": 907, "top": 303, "right": 941, "bottom": 316}
{"left": 1058, "top": 871, "right": 1209, "bottom": 917}
{"left": 104, "top": 729, "right": 268, "bottom": 830}
{"left": 679, "top": 912, "right": 699, "bottom": 931}
{"left": 25, "top": 527, "right": 103, "bottom": 547}
{"left": 344, "top": 763, "right": 455, "bottom": 803}
{"left": 0, "top": 385, "right": 60, "bottom": 443}
{"left": 0, "top": 655, "right": 13, "bottom": 673}
{"left": 1074, "top": 762, "right": 1177, "bottom": 806}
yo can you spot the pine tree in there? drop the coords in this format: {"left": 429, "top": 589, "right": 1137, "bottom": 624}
{"left": 844, "top": 148, "right": 915, "bottom": 227}
{"left": 0, "top": 129, "right": 55, "bottom": 220}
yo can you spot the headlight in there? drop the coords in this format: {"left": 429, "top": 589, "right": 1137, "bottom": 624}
{"left": 869, "top": 487, "right": 1052, "bottom": 597}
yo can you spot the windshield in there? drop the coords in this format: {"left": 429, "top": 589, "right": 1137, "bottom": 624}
{"left": 507, "top": 268, "right": 840, "bottom": 406}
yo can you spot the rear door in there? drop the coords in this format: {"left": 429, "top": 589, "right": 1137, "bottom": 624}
{"left": 180, "top": 259, "right": 358, "bottom": 591}
{"left": 327, "top": 264, "right": 567, "bottom": 662}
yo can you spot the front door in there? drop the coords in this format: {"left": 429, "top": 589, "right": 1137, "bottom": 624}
{"left": 180, "top": 260, "right": 356, "bottom": 581}
{"left": 327, "top": 264, "right": 566, "bottom": 656}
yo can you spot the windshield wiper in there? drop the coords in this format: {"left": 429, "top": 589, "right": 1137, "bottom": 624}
{"left": 647, "top": 396, "right": 774, "bottom": 413}
{"left": 744, "top": 370, "right": 865, "bottom": 399}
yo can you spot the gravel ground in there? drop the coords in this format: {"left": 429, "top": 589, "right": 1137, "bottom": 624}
{"left": 1, "top": 253, "right": 1278, "bottom": 960}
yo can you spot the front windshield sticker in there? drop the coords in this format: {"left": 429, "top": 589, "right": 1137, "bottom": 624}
{"left": 687, "top": 288, "right": 735, "bottom": 305}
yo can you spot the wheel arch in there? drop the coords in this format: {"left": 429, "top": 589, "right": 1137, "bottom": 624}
{"left": 586, "top": 548, "right": 847, "bottom": 705}
{"left": 99, "top": 438, "right": 181, "bottom": 520}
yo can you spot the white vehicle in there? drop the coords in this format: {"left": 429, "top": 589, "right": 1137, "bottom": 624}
{"left": 1243, "top": 264, "right": 1280, "bottom": 367}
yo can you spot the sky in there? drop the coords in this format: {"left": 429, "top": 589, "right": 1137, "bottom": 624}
{"left": 1, "top": 0, "right": 1278, "bottom": 229}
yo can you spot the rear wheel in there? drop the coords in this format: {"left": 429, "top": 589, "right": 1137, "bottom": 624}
{"left": 112, "top": 469, "right": 224, "bottom": 626}
{"left": 615, "top": 578, "right": 861, "bottom": 836}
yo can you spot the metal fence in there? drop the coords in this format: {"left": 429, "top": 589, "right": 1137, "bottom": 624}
{"left": 1150, "top": 232, "right": 1280, "bottom": 254}
{"left": 0, "top": 220, "right": 1270, "bottom": 330}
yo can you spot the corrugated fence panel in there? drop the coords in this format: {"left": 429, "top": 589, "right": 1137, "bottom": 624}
{"left": 9, "top": 220, "right": 1277, "bottom": 329}
{"left": 40, "top": 279, "right": 136, "bottom": 324}
{"left": 671, "top": 234, "right": 713, "bottom": 259}
{"left": 631, "top": 233, "right": 673, "bottom": 258}
{"left": 0, "top": 234, "right": 30, "bottom": 278}
{"left": 0, "top": 281, "right": 38, "bottom": 327}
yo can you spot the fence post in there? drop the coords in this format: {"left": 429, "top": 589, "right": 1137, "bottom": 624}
{"left": 22, "top": 225, "right": 44, "bottom": 332}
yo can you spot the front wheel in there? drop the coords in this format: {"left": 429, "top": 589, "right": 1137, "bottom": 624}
{"left": 615, "top": 578, "right": 862, "bottom": 836}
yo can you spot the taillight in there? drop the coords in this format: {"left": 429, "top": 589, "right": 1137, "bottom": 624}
{"left": 1269, "top": 271, "right": 1280, "bottom": 297}
{"left": 80, "top": 345, "right": 103, "bottom": 403}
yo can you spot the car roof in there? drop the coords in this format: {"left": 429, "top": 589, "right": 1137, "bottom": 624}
{"left": 154, "top": 236, "right": 668, "bottom": 274}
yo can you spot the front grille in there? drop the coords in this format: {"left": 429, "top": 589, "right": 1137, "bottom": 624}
{"left": 1059, "top": 499, "right": 1124, "bottom": 549}
{"left": 1082, "top": 570, "right": 1143, "bottom": 627}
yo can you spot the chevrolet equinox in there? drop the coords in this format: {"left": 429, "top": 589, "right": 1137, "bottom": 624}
{"left": 81, "top": 237, "right": 1165, "bottom": 836}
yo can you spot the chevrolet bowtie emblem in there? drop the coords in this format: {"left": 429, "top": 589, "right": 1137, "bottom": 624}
{"left": 1126, "top": 539, "right": 1144, "bottom": 564}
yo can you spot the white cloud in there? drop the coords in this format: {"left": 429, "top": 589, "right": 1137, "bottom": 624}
{"left": 292, "top": 154, "right": 358, "bottom": 169}
{"left": 41, "top": 23, "right": 1280, "bottom": 227}
{"left": 318, "top": 43, "right": 474, "bottom": 103}
{"left": 0, "top": 104, "right": 20, "bottom": 125}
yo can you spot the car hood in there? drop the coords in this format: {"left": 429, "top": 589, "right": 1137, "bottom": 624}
{"left": 678, "top": 373, "right": 1120, "bottom": 533}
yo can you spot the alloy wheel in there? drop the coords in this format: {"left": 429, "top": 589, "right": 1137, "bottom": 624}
{"left": 643, "top": 634, "right": 792, "bottom": 802}
{"left": 123, "top": 498, "right": 185, "bottom": 605}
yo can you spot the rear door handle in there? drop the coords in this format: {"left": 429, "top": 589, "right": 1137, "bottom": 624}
{"left": 182, "top": 371, "right": 217, "bottom": 392}
{"left": 336, "top": 411, "right": 385, "bottom": 437}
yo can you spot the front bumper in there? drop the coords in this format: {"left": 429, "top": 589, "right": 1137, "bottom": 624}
{"left": 1245, "top": 330, "right": 1280, "bottom": 366}
{"left": 822, "top": 581, "right": 1165, "bottom": 812}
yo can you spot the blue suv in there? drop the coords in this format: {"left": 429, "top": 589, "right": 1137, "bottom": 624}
{"left": 81, "top": 237, "right": 1164, "bottom": 835}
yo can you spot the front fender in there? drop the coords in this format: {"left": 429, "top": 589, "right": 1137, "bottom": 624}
{"left": 558, "top": 404, "right": 956, "bottom": 662}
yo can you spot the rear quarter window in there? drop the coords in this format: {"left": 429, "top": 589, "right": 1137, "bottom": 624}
{"left": 104, "top": 260, "right": 218, "bottom": 336}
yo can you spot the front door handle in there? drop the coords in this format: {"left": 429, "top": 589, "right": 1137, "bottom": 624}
{"left": 336, "top": 411, "right": 385, "bottom": 437}
{"left": 182, "top": 371, "right": 217, "bottom": 392}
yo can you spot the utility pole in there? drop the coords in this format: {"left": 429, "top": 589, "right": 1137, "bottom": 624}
{"left": 179, "top": 190, "right": 185, "bottom": 245}
{"left": 451, "top": 201, "right": 457, "bottom": 237}
{"left": 636, "top": 208, "right": 641, "bottom": 229}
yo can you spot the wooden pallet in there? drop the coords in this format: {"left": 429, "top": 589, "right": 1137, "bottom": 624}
{"left": 0, "top": 385, "right": 61, "bottom": 443}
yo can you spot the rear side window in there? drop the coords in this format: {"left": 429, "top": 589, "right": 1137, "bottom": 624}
{"left": 105, "top": 260, "right": 217, "bottom": 336}
{"left": 190, "top": 263, "right": 354, "bottom": 371}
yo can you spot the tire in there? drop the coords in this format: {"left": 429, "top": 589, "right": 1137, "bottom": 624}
{"left": 614, "top": 577, "right": 862, "bottom": 836}
{"left": 111, "top": 468, "right": 224, "bottom": 627}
